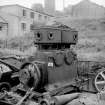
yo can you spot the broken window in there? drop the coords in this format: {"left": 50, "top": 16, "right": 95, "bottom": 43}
{"left": 0, "top": 26, "right": 2, "bottom": 31}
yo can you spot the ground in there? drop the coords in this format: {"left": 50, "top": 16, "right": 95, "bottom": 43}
{"left": 25, "top": 92, "right": 105, "bottom": 105}
{"left": 67, "top": 92, "right": 105, "bottom": 105}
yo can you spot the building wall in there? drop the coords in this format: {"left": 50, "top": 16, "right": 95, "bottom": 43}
{"left": 16, "top": 5, "right": 54, "bottom": 36}
{"left": 0, "top": 22, "right": 8, "bottom": 39}
{"left": 45, "top": 0, "right": 55, "bottom": 14}
{"left": 0, "top": 5, "right": 53, "bottom": 22}
{"left": 0, "top": 16, "right": 8, "bottom": 39}
{"left": 72, "top": 0, "right": 105, "bottom": 18}
{"left": 0, "top": 6, "right": 19, "bottom": 16}
{"left": 9, "top": 18, "right": 19, "bottom": 37}
{"left": 0, "top": 5, "right": 54, "bottom": 38}
{"left": 0, "top": 12, "right": 20, "bottom": 38}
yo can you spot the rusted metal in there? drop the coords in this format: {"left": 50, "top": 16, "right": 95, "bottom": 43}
{"left": 39, "top": 93, "right": 80, "bottom": 105}
{"left": 16, "top": 87, "right": 34, "bottom": 105}
{"left": 53, "top": 93, "right": 80, "bottom": 105}
{"left": 0, "top": 25, "right": 105, "bottom": 105}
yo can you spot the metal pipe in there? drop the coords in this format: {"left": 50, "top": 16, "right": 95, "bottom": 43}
{"left": 40, "top": 93, "right": 80, "bottom": 105}
{"left": 53, "top": 93, "right": 80, "bottom": 105}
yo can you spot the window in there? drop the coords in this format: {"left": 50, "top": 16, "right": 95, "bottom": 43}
{"left": 30, "top": 12, "right": 34, "bottom": 18}
{"left": 44, "top": 16, "right": 47, "bottom": 20}
{"left": 47, "top": 17, "right": 50, "bottom": 21}
{"left": 30, "top": 24, "right": 33, "bottom": 30}
{"left": 0, "top": 26, "right": 2, "bottom": 31}
{"left": 38, "top": 14, "right": 42, "bottom": 20}
{"left": 23, "top": 9, "right": 26, "bottom": 16}
{"left": 21, "top": 23, "right": 26, "bottom": 31}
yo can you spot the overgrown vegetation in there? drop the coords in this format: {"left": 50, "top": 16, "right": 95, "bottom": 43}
{"left": 1, "top": 18, "right": 105, "bottom": 61}
{"left": 56, "top": 17, "right": 105, "bottom": 61}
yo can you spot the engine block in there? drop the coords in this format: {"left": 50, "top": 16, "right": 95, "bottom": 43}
{"left": 18, "top": 25, "right": 79, "bottom": 92}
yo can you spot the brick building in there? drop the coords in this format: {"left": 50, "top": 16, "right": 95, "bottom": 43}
{"left": 0, "top": 4, "right": 54, "bottom": 38}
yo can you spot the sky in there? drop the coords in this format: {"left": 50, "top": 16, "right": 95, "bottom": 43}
{"left": 0, "top": 0, "right": 105, "bottom": 11}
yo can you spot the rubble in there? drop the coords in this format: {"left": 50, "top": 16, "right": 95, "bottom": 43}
{"left": 67, "top": 92, "right": 105, "bottom": 105}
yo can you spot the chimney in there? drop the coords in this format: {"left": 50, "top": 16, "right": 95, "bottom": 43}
{"left": 44, "top": 0, "right": 55, "bottom": 14}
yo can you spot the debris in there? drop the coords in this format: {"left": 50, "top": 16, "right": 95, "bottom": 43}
{"left": 53, "top": 93, "right": 80, "bottom": 105}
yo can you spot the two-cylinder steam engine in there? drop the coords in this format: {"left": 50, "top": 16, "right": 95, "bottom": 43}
{"left": 19, "top": 26, "right": 79, "bottom": 92}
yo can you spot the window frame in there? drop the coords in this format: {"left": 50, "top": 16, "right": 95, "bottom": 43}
{"left": 30, "top": 12, "right": 34, "bottom": 18}
{"left": 21, "top": 23, "right": 26, "bottom": 31}
{"left": 30, "top": 24, "right": 33, "bottom": 31}
{"left": 23, "top": 9, "right": 27, "bottom": 17}
{"left": 38, "top": 14, "right": 42, "bottom": 20}
{"left": 44, "top": 16, "right": 47, "bottom": 20}
{"left": 0, "top": 26, "right": 2, "bottom": 31}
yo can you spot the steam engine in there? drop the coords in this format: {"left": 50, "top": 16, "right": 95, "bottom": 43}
{"left": 0, "top": 25, "right": 104, "bottom": 105}
{"left": 19, "top": 25, "right": 78, "bottom": 92}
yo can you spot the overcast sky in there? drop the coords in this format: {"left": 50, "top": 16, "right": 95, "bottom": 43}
{"left": 0, "top": 0, "right": 105, "bottom": 11}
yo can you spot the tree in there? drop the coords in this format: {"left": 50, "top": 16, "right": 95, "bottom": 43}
{"left": 31, "top": 3, "right": 44, "bottom": 13}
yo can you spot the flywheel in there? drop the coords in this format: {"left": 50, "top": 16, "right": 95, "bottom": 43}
{"left": 95, "top": 68, "right": 105, "bottom": 92}
{"left": 19, "top": 63, "right": 41, "bottom": 90}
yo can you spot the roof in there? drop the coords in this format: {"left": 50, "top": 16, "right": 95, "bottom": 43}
{"left": 0, "top": 4, "right": 54, "bottom": 17}
{"left": 74, "top": 0, "right": 105, "bottom": 9}
{"left": 32, "top": 23, "right": 77, "bottom": 31}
